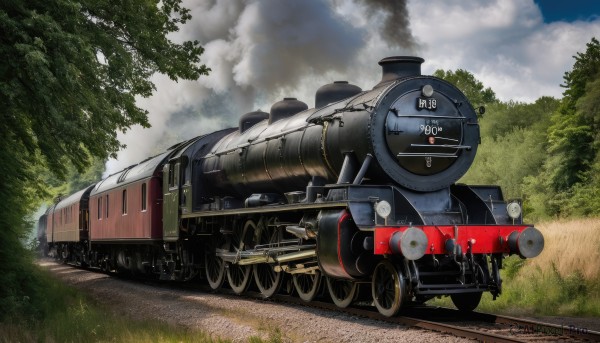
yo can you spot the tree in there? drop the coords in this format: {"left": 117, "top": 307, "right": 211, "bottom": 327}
{"left": 480, "top": 97, "right": 558, "bottom": 139}
{"left": 0, "top": 0, "right": 208, "bottom": 322}
{"left": 434, "top": 69, "right": 498, "bottom": 106}
{"left": 561, "top": 37, "right": 600, "bottom": 111}
{"left": 0, "top": 0, "right": 209, "bottom": 176}
{"left": 547, "top": 37, "right": 600, "bottom": 192}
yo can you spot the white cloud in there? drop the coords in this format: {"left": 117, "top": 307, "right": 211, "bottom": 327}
{"left": 408, "top": 0, "right": 600, "bottom": 102}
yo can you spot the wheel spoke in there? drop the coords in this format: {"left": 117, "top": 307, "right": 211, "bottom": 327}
{"left": 226, "top": 220, "right": 256, "bottom": 294}
{"left": 326, "top": 277, "right": 357, "bottom": 308}
{"left": 253, "top": 219, "right": 282, "bottom": 298}
{"left": 293, "top": 271, "right": 321, "bottom": 302}
{"left": 206, "top": 233, "right": 226, "bottom": 290}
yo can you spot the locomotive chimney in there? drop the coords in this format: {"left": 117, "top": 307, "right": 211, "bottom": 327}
{"left": 375, "top": 56, "right": 424, "bottom": 88}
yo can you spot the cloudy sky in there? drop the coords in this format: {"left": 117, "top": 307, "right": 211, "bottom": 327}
{"left": 105, "top": 0, "right": 600, "bottom": 173}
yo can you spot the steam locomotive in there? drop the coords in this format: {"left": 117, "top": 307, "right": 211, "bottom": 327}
{"left": 39, "top": 56, "right": 544, "bottom": 317}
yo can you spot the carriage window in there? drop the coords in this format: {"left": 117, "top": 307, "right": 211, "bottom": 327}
{"left": 141, "top": 183, "right": 147, "bottom": 211}
{"left": 98, "top": 198, "right": 102, "bottom": 220}
{"left": 106, "top": 195, "right": 109, "bottom": 218}
{"left": 122, "top": 189, "right": 127, "bottom": 214}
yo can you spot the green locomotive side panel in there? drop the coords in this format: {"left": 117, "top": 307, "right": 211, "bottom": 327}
{"left": 162, "top": 162, "right": 179, "bottom": 240}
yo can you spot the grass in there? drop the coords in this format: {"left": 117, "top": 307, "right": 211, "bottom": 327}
{"left": 431, "top": 218, "right": 600, "bottom": 316}
{"left": 0, "top": 267, "right": 228, "bottom": 343}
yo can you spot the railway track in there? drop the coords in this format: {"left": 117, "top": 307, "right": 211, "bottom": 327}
{"left": 271, "top": 295, "right": 600, "bottom": 343}
{"left": 406, "top": 306, "right": 600, "bottom": 342}
{"left": 53, "top": 261, "right": 600, "bottom": 343}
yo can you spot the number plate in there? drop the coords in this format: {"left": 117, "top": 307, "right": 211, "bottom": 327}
{"left": 416, "top": 97, "right": 437, "bottom": 111}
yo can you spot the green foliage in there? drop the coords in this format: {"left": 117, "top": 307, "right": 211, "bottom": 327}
{"left": 42, "top": 156, "right": 106, "bottom": 201}
{"left": 502, "top": 255, "right": 526, "bottom": 280}
{"left": 248, "top": 329, "right": 284, "bottom": 343}
{"left": 462, "top": 128, "right": 542, "bottom": 199}
{"left": 460, "top": 97, "right": 559, "bottom": 219}
{"left": 0, "top": 138, "right": 48, "bottom": 322}
{"left": 561, "top": 37, "right": 600, "bottom": 109}
{"left": 0, "top": 0, "right": 207, "bottom": 326}
{"left": 558, "top": 157, "right": 600, "bottom": 217}
{"left": 546, "top": 37, "right": 600, "bottom": 193}
{"left": 0, "top": 0, "right": 208, "bottom": 176}
{"left": 434, "top": 68, "right": 498, "bottom": 106}
{"left": 546, "top": 113, "right": 594, "bottom": 192}
{"left": 480, "top": 97, "right": 558, "bottom": 139}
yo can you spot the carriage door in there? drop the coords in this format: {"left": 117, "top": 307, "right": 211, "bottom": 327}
{"left": 163, "top": 159, "right": 181, "bottom": 241}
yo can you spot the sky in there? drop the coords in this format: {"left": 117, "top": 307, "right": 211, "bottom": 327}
{"left": 105, "top": 0, "right": 600, "bottom": 174}
{"left": 535, "top": 0, "right": 600, "bottom": 22}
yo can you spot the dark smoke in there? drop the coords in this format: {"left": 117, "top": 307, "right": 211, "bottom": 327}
{"left": 358, "top": 0, "right": 417, "bottom": 49}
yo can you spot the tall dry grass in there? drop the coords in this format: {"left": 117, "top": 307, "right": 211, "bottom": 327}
{"left": 531, "top": 218, "right": 600, "bottom": 280}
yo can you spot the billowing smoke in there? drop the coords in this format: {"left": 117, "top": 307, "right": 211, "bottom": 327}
{"left": 105, "top": 0, "right": 416, "bottom": 174}
{"left": 357, "top": 0, "right": 417, "bottom": 49}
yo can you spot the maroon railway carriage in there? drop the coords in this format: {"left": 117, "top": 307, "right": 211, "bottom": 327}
{"left": 88, "top": 151, "right": 169, "bottom": 273}
{"left": 45, "top": 185, "right": 95, "bottom": 265}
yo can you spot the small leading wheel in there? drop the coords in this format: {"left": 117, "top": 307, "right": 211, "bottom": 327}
{"left": 326, "top": 276, "right": 358, "bottom": 308}
{"left": 293, "top": 270, "right": 321, "bottom": 302}
{"left": 372, "top": 260, "right": 406, "bottom": 317}
{"left": 451, "top": 292, "right": 483, "bottom": 312}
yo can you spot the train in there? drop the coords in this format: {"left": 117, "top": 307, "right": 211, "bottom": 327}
{"left": 38, "top": 56, "right": 544, "bottom": 317}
